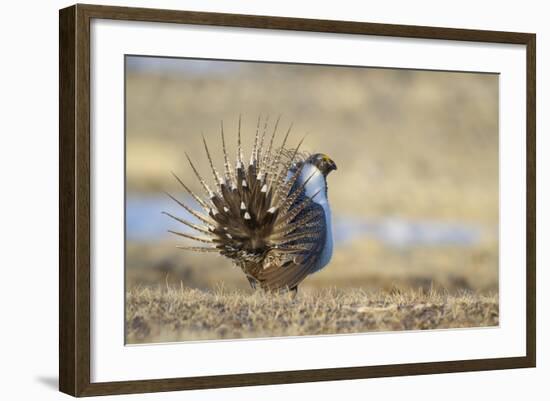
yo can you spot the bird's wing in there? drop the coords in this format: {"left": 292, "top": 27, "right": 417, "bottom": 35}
{"left": 256, "top": 201, "right": 327, "bottom": 291}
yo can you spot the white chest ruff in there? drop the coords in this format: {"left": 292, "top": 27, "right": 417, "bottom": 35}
{"left": 297, "top": 163, "right": 334, "bottom": 271}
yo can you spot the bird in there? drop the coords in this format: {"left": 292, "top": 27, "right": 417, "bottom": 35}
{"left": 163, "top": 115, "right": 337, "bottom": 293}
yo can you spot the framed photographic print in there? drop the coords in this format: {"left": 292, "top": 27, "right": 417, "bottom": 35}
{"left": 59, "top": 3, "right": 536, "bottom": 397}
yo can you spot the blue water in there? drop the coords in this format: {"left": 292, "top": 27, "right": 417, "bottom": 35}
{"left": 126, "top": 195, "right": 482, "bottom": 249}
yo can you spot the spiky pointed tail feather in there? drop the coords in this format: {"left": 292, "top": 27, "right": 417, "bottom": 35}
{"left": 165, "top": 116, "right": 325, "bottom": 291}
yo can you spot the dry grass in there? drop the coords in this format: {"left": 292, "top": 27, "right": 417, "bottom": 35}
{"left": 126, "top": 285, "right": 498, "bottom": 344}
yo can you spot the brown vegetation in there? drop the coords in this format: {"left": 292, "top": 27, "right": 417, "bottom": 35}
{"left": 126, "top": 285, "right": 498, "bottom": 344}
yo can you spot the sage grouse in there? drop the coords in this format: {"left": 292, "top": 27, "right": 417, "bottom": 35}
{"left": 164, "top": 116, "right": 337, "bottom": 292}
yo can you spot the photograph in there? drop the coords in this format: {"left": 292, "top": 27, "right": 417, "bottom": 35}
{"left": 124, "top": 55, "right": 499, "bottom": 344}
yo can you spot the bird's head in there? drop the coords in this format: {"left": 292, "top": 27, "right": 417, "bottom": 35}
{"left": 307, "top": 153, "right": 337, "bottom": 177}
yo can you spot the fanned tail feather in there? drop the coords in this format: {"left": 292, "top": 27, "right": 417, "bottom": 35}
{"left": 220, "top": 121, "right": 235, "bottom": 185}
{"left": 184, "top": 152, "right": 215, "bottom": 200}
{"left": 170, "top": 172, "right": 211, "bottom": 211}
{"left": 164, "top": 115, "right": 325, "bottom": 291}
{"left": 202, "top": 135, "right": 223, "bottom": 189}
{"left": 259, "top": 114, "right": 281, "bottom": 179}
{"left": 163, "top": 191, "right": 213, "bottom": 226}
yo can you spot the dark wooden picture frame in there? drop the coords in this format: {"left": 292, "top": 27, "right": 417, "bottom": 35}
{"left": 59, "top": 3, "right": 536, "bottom": 397}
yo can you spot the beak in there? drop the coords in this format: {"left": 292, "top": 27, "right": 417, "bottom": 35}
{"left": 326, "top": 157, "right": 337, "bottom": 173}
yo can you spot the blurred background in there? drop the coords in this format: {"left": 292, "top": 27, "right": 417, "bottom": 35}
{"left": 125, "top": 56, "right": 499, "bottom": 296}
